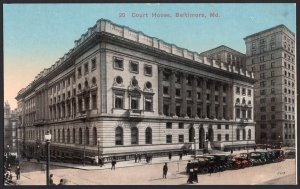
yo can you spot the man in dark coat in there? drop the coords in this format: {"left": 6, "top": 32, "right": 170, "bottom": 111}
{"left": 15, "top": 165, "right": 21, "bottom": 180}
{"left": 138, "top": 153, "right": 141, "bottom": 162}
{"left": 50, "top": 174, "right": 55, "bottom": 185}
{"left": 179, "top": 152, "right": 183, "bottom": 160}
{"left": 134, "top": 153, "right": 138, "bottom": 163}
{"left": 111, "top": 157, "right": 117, "bottom": 170}
{"left": 186, "top": 160, "right": 191, "bottom": 175}
{"left": 163, "top": 163, "right": 168, "bottom": 179}
{"left": 168, "top": 152, "right": 172, "bottom": 160}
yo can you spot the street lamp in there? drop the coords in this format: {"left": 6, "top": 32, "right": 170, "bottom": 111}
{"left": 247, "top": 135, "right": 250, "bottom": 154}
{"left": 44, "top": 130, "right": 52, "bottom": 186}
{"left": 97, "top": 137, "right": 100, "bottom": 166}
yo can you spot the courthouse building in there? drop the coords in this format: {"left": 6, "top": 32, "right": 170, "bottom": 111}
{"left": 244, "top": 25, "right": 296, "bottom": 146}
{"left": 15, "top": 19, "right": 256, "bottom": 161}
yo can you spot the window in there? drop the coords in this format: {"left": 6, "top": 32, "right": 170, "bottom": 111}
{"left": 145, "top": 81, "right": 152, "bottom": 89}
{"left": 115, "top": 127, "right": 123, "bottom": 145}
{"left": 130, "top": 61, "right": 139, "bottom": 73}
{"left": 92, "top": 127, "right": 97, "bottom": 146}
{"left": 175, "top": 73, "right": 181, "bottom": 83}
{"left": 163, "top": 104, "right": 170, "bottom": 116}
{"left": 223, "top": 97, "right": 226, "bottom": 103}
{"left": 144, "top": 65, "right": 152, "bottom": 76}
{"left": 79, "top": 128, "right": 82, "bottom": 144}
{"left": 225, "top": 134, "right": 229, "bottom": 141}
{"left": 84, "top": 63, "right": 89, "bottom": 74}
{"left": 260, "top": 90, "right": 265, "bottom": 95}
{"left": 225, "top": 125, "right": 229, "bottom": 129}
{"left": 175, "top": 89, "right": 181, "bottom": 97}
{"left": 163, "top": 72, "right": 170, "bottom": 81}
{"left": 271, "top": 53, "right": 274, "bottom": 59}
{"left": 92, "top": 93, "right": 97, "bottom": 109}
{"left": 261, "top": 115, "right": 266, "bottom": 120}
{"left": 179, "top": 123, "right": 184, "bottom": 129}
{"left": 236, "top": 129, "right": 240, "bottom": 140}
{"left": 271, "top": 88, "right": 275, "bottom": 94}
{"left": 271, "top": 115, "right": 275, "bottom": 120}
{"left": 166, "top": 122, "right": 172, "bottom": 129}
{"left": 114, "top": 57, "right": 124, "bottom": 70}
{"left": 252, "top": 66, "right": 255, "bottom": 71}
{"left": 85, "top": 127, "right": 89, "bottom": 145}
{"left": 247, "top": 110, "right": 252, "bottom": 119}
{"left": 176, "top": 105, "right": 181, "bottom": 117}
{"left": 91, "top": 58, "right": 96, "bottom": 70}
{"left": 236, "top": 108, "right": 240, "bottom": 118}
{"left": 271, "top": 71, "right": 275, "bottom": 77}
{"left": 207, "top": 94, "right": 210, "bottom": 100}
{"left": 271, "top": 106, "right": 275, "bottom": 111}
{"left": 242, "top": 88, "right": 246, "bottom": 95}
{"left": 131, "top": 97, "right": 139, "bottom": 109}
{"left": 247, "top": 89, "right": 251, "bottom": 96}
{"left": 178, "top": 135, "right": 184, "bottom": 143}
{"left": 260, "top": 64, "right": 265, "bottom": 70}
{"left": 260, "top": 81, "right": 266, "bottom": 87}
{"left": 163, "top": 86, "right": 169, "bottom": 95}
{"left": 72, "top": 128, "right": 76, "bottom": 143}
{"left": 271, "top": 97, "right": 275, "bottom": 102}
{"left": 131, "top": 127, "right": 139, "bottom": 145}
{"left": 197, "top": 92, "right": 201, "bottom": 100}
{"left": 260, "top": 73, "right": 265, "bottom": 79}
{"left": 145, "top": 127, "right": 152, "bottom": 144}
{"left": 260, "top": 107, "right": 266, "bottom": 112}
{"left": 166, "top": 135, "right": 172, "bottom": 143}
{"left": 187, "top": 90, "right": 192, "bottom": 98}
{"left": 215, "top": 96, "right": 218, "bottom": 102}
{"left": 217, "top": 124, "right": 221, "bottom": 129}
{"left": 271, "top": 80, "right": 275, "bottom": 86}
{"left": 92, "top": 77, "right": 97, "bottom": 86}
{"left": 261, "top": 124, "right": 267, "bottom": 129}
{"left": 115, "top": 76, "right": 123, "bottom": 84}
{"left": 217, "top": 134, "right": 221, "bottom": 141}
{"left": 145, "top": 97, "right": 153, "bottom": 111}
{"left": 236, "top": 87, "right": 240, "bottom": 94}
{"left": 77, "top": 67, "right": 82, "bottom": 78}
{"left": 115, "top": 93, "right": 124, "bottom": 109}
{"left": 271, "top": 62, "right": 275, "bottom": 68}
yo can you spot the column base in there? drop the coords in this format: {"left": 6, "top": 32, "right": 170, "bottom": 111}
{"left": 172, "top": 115, "right": 178, "bottom": 118}
{"left": 195, "top": 116, "right": 200, "bottom": 120}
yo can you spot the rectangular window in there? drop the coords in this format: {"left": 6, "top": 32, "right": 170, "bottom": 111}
{"left": 260, "top": 64, "right": 265, "bottom": 70}
{"left": 131, "top": 98, "right": 139, "bottom": 109}
{"left": 236, "top": 108, "right": 240, "bottom": 118}
{"left": 248, "top": 89, "right": 251, "bottom": 96}
{"left": 217, "top": 124, "right": 221, "bottom": 129}
{"left": 145, "top": 97, "right": 153, "bottom": 111}
{"left": 113, "top": 57, "right": 124, "bottom": 70}
{"left": 247, "top": 110, "right": 252, "bottom": 119}
{"left": 271, "top": 88, "right": 275, "bottom": 94}
{"left": 77, "top": 67, "right": 82, "bottom": 78}
{"left": 84, "top": 63, "right": 89, "bottom": 74}
{"left": 166, "top": 135, "right": 172, "bottom": 143}
{"left": 207, "top": 94, "right": 210, "bottom": 100}
{"left": 271, "top": 80, "right": 275, "bottom": 86}
{"left": 215, "top": 96, "right": 218, "bottom": 101}
{"left": 130, "top": 61, "right": 139, "bottom": 73}
{"left": 271, "top": 62, "right": 275, "bottom": 68}
{"left": 225, "top": 134, "right": 229, "bottom": 141}
{"left": 236, "top": 87, "right": 240, "bottom": 94}
{"left": 225, "top": 125, "right": 229, "bottom": 129}
{"left": 178, "top": 123, "right": 184, "bottom": 129}
{"left": 260, "top": 81, "right": 266, "bottom": 87}
{"left": 166, "top": 122, "right": 172, "bottom": 129}
{"left": 197, "top": 92, "right": 201, "bottom": 100}
{"left": 176, "top": 105, "right": 181, "bottom": 117}
{"left": 163, "top": 104, "right": 170, "bottom": 116}
{"left": 271, "top": 71, "right": 275, "bottom": 77}
{"left": 92, "top": 94, "right": 97, "bottom": 109}
{"left": 115, "top": 93, "right": 124, "bottom": 109}
{"left": 187, "top": 90, "right": 192, "bottom": 98}
{"left": 91, "top": 58, "right": 96, "bottom": 70}
{"left": 223, "top": 97, "right": 226, "bottom": 103}
{"left": 144, "top": 65, "right": 152, "bottom": 76}
{"left": 260, "top": 73, "right": 265, "bottom": 79}
{"left": 261, "top": 115, "right": 266, "bottom": 120}
{"left": 271, "top": 106, "right": 275, "bottom": 111}
{"left": 242, "top": 88, "right": 246, "bottom": 95}
{"left": 163, "top": 86, "right": 169, "bottom": 95}
{"left": 178, "top": 135, "right": 184, "bottom": 143}
{"left": 176, "top": 89, "right": 181, "bottom": 97}
{"left": 217, "top": 134, "right": 221, "bottom": 141}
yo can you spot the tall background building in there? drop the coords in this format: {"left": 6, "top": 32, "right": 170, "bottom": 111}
{"left": 4, "top": 102, "right": 19, "bottom": 155}
{"left": 244, "top": 25, "right": 295, "bottom": 146}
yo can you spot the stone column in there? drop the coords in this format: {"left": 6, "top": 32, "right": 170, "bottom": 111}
{"left": 170, "top": 70, "right": 176, "bottom": 117}
{"left": 89, "top": 92, "right": 92, "bottom": 111}
{"left": 210, "top": 80, "right": 216, "bottom": 119}
{"left": 181, "top": 73, "right": 187, "bottom": 117}
{"left": 192, "top": 76, "right": 198, "bottom": 118}
{"left": 202, "top": 78, "right": 207, "bottom": 118}
{"left": 70, "top": 100, "right": 73, "bottom": 118}
{"left": 219, "top": 84, "right": 224, "bottom": 119}
{"left": 158, "top": 66, "right": 164, "bottom": 115}
{"left": 226, "top": 84, "right": 233, "bottom": 120}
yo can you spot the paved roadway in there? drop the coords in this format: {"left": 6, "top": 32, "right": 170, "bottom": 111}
{"left": 13, "top": 158, "right": 296, "bottom": 185}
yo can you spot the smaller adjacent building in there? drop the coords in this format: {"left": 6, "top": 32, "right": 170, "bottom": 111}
{"left": 4, "top": 102, "right": 19, "bottom": 155}
{"left": 200, "top": 45, "right": 247, "bottom": 71}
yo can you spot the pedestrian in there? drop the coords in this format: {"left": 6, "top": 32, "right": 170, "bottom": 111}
{"left": 150, "top": 153, "right": 153, "bottom": 163}
{"left": 179, "top": 152, "right": 183, "bottom": 160}
{"left": 50, "top": 174, "right": 55, "bottom": 185}
{"left": 186, "top": 160, "right": 191, "bottom": 175}
{"left": 95, "top": 156, "right": 99, "bottom": 166}
{"left": 193, "top": 168, "right": 198, "bottom": 183}
{"left": 99, "top": 155, "right": 104, "bottom": 167}
{"left": 230, "top": 149, "right": 233, "bottom": 154}
{"left": 7, "top": 164, "right": 11, "bottom": 172}
{"left": 15, "top": 165, "right": 21, "bottom": 180}
{"left": 254, "top": 146, "right": 256, "bottom": 152}
{"left": 134, "top": 153, "right": 138, "bottom": 163}
{"left": 208, "top": 166, "right": 213, "bottom": 176}
{"left": 138, "top": 153, "right": 141, "bottom": 162}
{"left": 168, "top": 151, "right": 172, "bottom": 160}
{"left": 187, "top": 168, "right": 194, "bottom": 184}
{"left": 163, "top": 163, "right": 168, "bottom": 179}
{"left": 111, "top": 157, "right": 116, "bottom": 170}
{"left": 58, "top": 178, "right": 64, "bottom": 185}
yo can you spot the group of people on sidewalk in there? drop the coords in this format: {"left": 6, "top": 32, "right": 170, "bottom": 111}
{"left": 4, "top": 163, "right": 20, "bottom": 185}
{"left": 134, "top": 153, "right": 153, "bottom": 163}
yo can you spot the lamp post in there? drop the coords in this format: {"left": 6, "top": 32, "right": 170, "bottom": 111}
{"left": 247, "top": 135, "right": 250, "bottom": 154}
{"left": 44, "top": 130, "right": 51, "bottom": 186}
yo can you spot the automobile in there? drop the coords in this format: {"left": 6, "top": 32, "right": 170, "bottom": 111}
{"left": 210, "top": 155, "right": 232, "bottom": 171}
{"left": 285, "top": 149, "right": 295, "bottom": 159}
{"left": 272, "top": 149, "right": 285, "bottom": 162}
{"left": 233, "top": 155, "right": 252, "bottom": 169}
{"left": 249, "top": 152, "right": 266, "bottom": 165}
{"left": 189, "top": 155, "right": 219, "bottom": 174}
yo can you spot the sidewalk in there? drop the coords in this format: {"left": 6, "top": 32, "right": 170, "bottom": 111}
{"left": 20, "top": 148, "right": 267, "bottom": 171}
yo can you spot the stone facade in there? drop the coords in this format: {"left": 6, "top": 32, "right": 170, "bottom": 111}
{"left": 4, "top": 102, "right": 18, "bottom": 154}
{"left": 244, "top": 25, "right": 295, "bottom": 146}
{"left": 15, "top": 19, "right": 255, "bottom": 161}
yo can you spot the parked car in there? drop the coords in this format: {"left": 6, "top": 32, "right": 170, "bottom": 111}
{"left": 285, "top": 150, "right": 295, "bottom": 159}
{"left": 272, "top": 149, "right": 285, "bottom": 162}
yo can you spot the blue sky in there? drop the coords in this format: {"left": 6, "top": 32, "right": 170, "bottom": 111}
{"left": 3, "top": 3, "right": 296, "bottom": 108}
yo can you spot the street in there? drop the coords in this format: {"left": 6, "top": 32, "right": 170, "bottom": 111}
{"left": 14, "top": 158, "right": 296, "bottom": 185}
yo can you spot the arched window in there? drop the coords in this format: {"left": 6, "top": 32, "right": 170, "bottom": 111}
{"left": 115, "top": 127, "right": 123, "bottom": 145}
{"left": 62, "top": 129, "right": 65, "bottom": 143}
{"left": 189, "top": 126, "right": 195, "bottom": 142}
{"left": 85, "top": 127, "right": 89, "bottom": 145}
{"left": 243, "top": 129, "right": 246, "bottom": 140}
{"left": 145, "top": 127, "right": 152, "bottom": 144}
{"left": 248, "top": 129, "right": 251, "bottom": 140}
{"left": 248, "top": 100, "right": 251, "bottom": 105}
{"left": 131, "top": 127, "right": 139, "bottom": 145}
{"left": 78, "top": 84, "right": 82, "bottom": 90}
{"left": 242, "top": 98, "right": 246, "bottom": 104}
{"left": 92, "top": 77, "right": 96, "bottom": 86}
{"left": 72, "top": 128, "right": 75, "bottom": 144}
{"left": 54, "top": 129, "right": 56, "bottom": 142}
{"left": 93, "top": 127, "right": 97, "bottom": 146}
{"left": 236, "top": 98, "right": 240, "bottom": 104}
{"left": 236, "top": 129, "right": 240, "bottom": 140}
{"left": 79, "top": 128, "right": 82, "bottom": 144}
{"left": 84, "top": 80, "right": 89, "bottom": 88}
{"left": 67, "top": 128, "right": 70, "bottom": 143}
